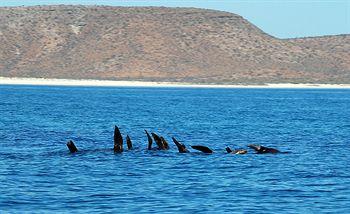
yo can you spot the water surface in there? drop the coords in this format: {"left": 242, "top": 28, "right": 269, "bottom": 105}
{"left": 0, "top": 85, "right": 349, "bottom": 213}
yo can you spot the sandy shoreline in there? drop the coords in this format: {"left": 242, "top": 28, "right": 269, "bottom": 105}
{"left": 1, "top": 77, "right": 350, "bottom": 89}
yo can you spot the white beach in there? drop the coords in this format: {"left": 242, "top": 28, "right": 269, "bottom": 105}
{"left": 1, "top": 77, "right": 350, "bottom": 89}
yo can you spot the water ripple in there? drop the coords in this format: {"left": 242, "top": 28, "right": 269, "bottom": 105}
{"left": 0, "top": 86, "right": 349, "bottom": 213}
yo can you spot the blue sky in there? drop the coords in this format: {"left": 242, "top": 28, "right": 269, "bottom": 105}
{"left": 1, "top": 0, "right": 349, "bottom": 38}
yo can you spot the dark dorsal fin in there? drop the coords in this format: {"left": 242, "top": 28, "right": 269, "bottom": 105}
{"left": 67, "top": 140, "right": 78, "bottom": 153}
{"left": 160, "top": 137, "right": 169, "bottom": 150}
{"left": 114, "top": 126, "right": 123, "bottom": 153}
{"left": 151, "top": 132, "right": 165, "bottom": 150}
{"left": 145, "top": 130, "right": 153, "bottom": 150}
{"left": 172, "top": 137, "right": 189, "bottom": 153}
{"left": 191, "top": 145, "right": 213, "bottom": 154}
{"left": 126, "top": 135, "right": 133, "bottom": 150}
{"left": 225, "top": 147, "right": 232, "bottom": 153}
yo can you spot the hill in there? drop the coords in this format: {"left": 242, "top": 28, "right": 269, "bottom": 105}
{"left": 0, "top": 5, "right": 349, "bottom": 83}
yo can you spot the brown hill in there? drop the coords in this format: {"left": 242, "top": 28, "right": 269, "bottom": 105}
{"left": 0, "top": 5, "right": 349, "bottom": 83}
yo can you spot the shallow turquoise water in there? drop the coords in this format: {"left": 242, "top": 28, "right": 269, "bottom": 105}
{"left": 0, "top": 85, "right": 349, "bottom": 213}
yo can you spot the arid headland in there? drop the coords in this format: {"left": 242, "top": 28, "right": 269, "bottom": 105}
{"left": 1, "top": 5, "right": 349, "bottom": 83}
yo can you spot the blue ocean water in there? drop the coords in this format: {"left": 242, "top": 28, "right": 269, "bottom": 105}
{"left": 0, "top": 85, "right": 349, "bottom": 213}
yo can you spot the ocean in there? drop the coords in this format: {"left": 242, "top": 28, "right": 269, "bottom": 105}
{"left": 0, "top": 85, "right": 349, "bottom": 213}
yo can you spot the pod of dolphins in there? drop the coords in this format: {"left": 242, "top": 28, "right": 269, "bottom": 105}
{"left": 66, "top": 126, "right": 286, "bottom": 155}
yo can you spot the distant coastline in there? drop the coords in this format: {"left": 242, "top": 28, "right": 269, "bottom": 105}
{"left": 1, "top": 6, "right": 349, "bottom": 84}
{"left": 1, "top": 77, "right": 350, "bottom": 89}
